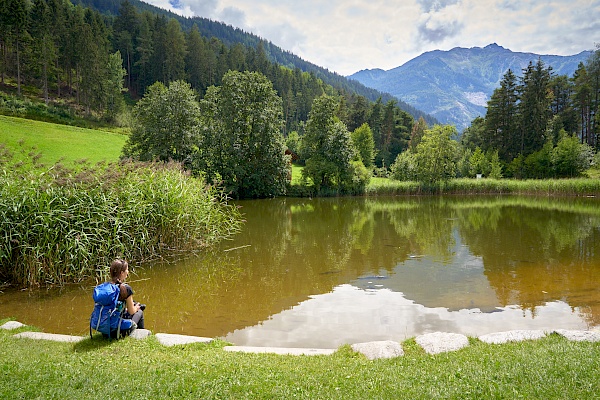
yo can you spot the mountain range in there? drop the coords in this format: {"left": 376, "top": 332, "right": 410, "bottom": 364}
{"left": 348, "top": 44, "right": 592, "bottom": 131}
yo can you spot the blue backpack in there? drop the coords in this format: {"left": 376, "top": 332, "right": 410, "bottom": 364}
{"left": 89, "top": 282, "right": 134, "bottom": 339}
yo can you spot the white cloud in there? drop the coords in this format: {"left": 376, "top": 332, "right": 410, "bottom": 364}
{"left": 143, "top": 0, "right": 599, "bottom": 75}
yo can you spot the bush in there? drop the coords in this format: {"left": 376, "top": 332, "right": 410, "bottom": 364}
{"left": 390, "top": 151, "right": 416, "bottom": 181}
{"left": 552, "top": 135, "right": 593, "bottom": 178}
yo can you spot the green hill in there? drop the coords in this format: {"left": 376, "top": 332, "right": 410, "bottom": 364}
{"left": 0, "top": 116, "right": 126, "bottom": 165}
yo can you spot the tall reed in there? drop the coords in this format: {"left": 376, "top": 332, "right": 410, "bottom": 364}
{"left": 0, "top": 145, "right": 242, "bottom": 287}
{"left": 365, "top": 177, "right": 600, "bottom": 196}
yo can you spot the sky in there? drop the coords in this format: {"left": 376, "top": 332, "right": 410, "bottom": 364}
{"left": 144, "top": 0, "right": 599, "bottom": 76}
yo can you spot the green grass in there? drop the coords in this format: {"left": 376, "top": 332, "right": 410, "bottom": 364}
{"left": 291, "top": 163, "right": 304, "bottom": 184}
{"left": 588, "top": 168, "right": 600, "bottom": 179}
{"left": 0, "top": 115, "right": 127, "bottom": 165}
{"left": 1, "top": 319, "right": 599, "bottom": 399}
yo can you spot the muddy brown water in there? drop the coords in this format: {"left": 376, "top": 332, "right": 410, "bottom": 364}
{"left": 1, "top": 195, "right": 599, "bottom": 348}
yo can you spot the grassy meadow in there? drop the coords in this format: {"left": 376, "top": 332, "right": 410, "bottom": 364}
{"left": 0, "top": 115, "right": 126, "bottom": 165}
{"left": 1, "top": 320, "right": 599, "bottom": 399}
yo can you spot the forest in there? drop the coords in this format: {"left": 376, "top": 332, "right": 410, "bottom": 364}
{"left": 0, "top": 0, "right": 431, "bottom": 169}
{"left": 0, "top": 0, "right": 599, "bottom": 190}
{"left": 458, "top": 53, "right": 600, "bottom": 179}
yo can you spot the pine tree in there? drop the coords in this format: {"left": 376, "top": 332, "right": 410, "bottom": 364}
{"left": 5, "top": 0, "right": 28, "bottom": 95}
{"left": 134, "top": 13, "right": 154, "bottom": 95}
{"left": 114, "top": 0, "right": 139, "bottom": 92}
{"left": 163, "top": 18, "right": 186, "bottom": 84}
{"left": 518, "top": 59, "right": 553, "bottom": 157}
{"left": 409, "top": 116, "right": 428, "bottom": 152}
{"left": 484, "top": 69, "right": 519, "bottom": 162}
{"left": 30, "top": 0, "right": 57, "bottom": 104}
{"left": 572, "top": 62, "right": 592, "bottom": 146}
{"left": 185, "top": 24, "right": 206, "bottom": 93}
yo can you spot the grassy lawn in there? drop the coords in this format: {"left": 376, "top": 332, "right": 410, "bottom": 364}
{"left": 0, "top": 115, "right": 127, "bottom": 165}
{"left": 291, "top": 163, "right": 304, "bottom": 184}
{"left": 1, "top": 321, "right": 599, "bottom": 399}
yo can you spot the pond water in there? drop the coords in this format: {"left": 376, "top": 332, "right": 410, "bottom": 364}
{"left": 1, "top": 195, "right": 600, "bottom": 348}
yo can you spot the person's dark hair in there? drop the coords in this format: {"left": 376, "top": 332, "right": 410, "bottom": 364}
{"left": 110, "top": 259, "right": 128, "bottom": 283}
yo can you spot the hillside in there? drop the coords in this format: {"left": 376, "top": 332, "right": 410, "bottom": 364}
{"left": 71, "top": 0, "right": 438, "bottom": 126}
{"left": 0, "top": 116, "right": 126, "bottom": 165}
{"left": 349, "top": 44, "right": 592, "bottom": 131}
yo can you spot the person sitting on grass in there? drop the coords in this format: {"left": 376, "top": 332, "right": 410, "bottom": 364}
{"left": 110, "top": 258, "right": 145, "bottom": 336}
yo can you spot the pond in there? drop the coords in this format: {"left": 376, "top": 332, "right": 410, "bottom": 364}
{"left": 1, "top": 195, "right": 600, "bottom": 348}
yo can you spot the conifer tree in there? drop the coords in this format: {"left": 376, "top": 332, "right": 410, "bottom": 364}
{"left": 30, "top": 0, "right": 56, "bottom": 104}
{"left": 4, "top": 0, "right": 28, "bottom": 95}
{"left": 518, "top": 59, "right": 553, "bottom": 157}
{"left": 485, "top": 69, "right": 519, "bottom": 162}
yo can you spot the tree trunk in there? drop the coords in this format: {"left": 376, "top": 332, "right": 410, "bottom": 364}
{"left": 16, "top": 37, "right": 21, "bottom": 96}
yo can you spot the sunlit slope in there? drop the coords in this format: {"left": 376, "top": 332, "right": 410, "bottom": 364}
{"left": 0, "top": 116, "right": 127, "bottom": 165}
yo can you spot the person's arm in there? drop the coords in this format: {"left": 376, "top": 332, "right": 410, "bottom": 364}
{"left": 125, "top": 295, "right": 141, "bottom": 315}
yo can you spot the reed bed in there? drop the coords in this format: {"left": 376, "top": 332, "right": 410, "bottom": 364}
{"left": 0, "top": 146, "right": 242, "bottom": 287}
{"left": 366, "top": 177, "right": 600, "bottom": 197}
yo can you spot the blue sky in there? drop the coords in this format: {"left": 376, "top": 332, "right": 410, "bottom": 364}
{"left": 146, "top": 0, "right": 599, "bottom": 75}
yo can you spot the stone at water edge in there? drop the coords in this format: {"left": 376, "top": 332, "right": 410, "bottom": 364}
{"left": 224, "top": 346, "right": 336, "bottom": 356}
{"left": 553, "top": 329, "right": 600, "bottom": 342}
{"left": 0, "top": 321, "right": 26, "bottom": 330}
{"left": 478, "top": 330, "right": 547, "bottom": 344}
{"left": 415, "top": 332, "right": 469, "bottom": 355}
{"left": 13, "top": 331, "right": 85, "bottom": 343}
{"left": 154, "top": 333, "right": 213, "bottom": 347}
{"left": 351, "top": 340, "right": 404, "bottom": 360}
{"left": 129, "top": 329, "right": 152, "bottom": 340}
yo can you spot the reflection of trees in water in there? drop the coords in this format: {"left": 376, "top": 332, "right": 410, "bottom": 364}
{"left": 185, "top": 197, "right": 464, "bottom": 335}
{"left": 456, "top": 197, "right": 600, "bottom": 325}
{"left": 381, "top": 197, "right": 457, "bottom": 263}
{"left": 6, "top": 196, "right": 600, "bottom": 336}
{"left": 154, "top": 198, "right": 385, "bottom": 336}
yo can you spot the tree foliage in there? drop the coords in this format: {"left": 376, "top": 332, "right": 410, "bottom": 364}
{"left": 351, "top": 123, "right": 375, "bottom": 168}
{"left": 123, "top": 80, "right": 200, "bottom": 165}
{"left": 196, "top": 70, "right": 289, "bottom": 199}
{"left": 414, "top": 125, "right": 458, "bottom": 184}
{"left": 552, "top": 133, "right": 593, "bottom": 177}
{"left": 473, "top": 47, "right": 600, "bottom": 179}
{"left": 302, "top": 95, "right": 364, "bottom": 192}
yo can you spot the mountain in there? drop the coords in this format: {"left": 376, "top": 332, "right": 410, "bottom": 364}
{"left": 71, "top": 0, "right": 438, "bottom": 125}
{"left": 348, "top": 44, "right": 592, "bottom": 131}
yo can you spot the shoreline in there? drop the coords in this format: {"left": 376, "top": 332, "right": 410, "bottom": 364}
{"left": 3, "top": 320, "right": 600, "bottom": 360}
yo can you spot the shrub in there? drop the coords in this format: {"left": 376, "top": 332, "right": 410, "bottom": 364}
{"left": 390, "top": 151, "right": 416, "bottom": 181}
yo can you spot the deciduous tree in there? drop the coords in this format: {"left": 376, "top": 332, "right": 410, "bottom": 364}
{"left": 302, "top": 95, "right": 357, "bottom": 192}
{"left": 197, "top": 71, "right": 289, "bottom": 198}
{"left": 351, "top": 123, "right": 375, "bottom": 168}
{"left": 414, "top": 125, "right": 458, "bottom": 184}
{"left": 123, "top": 80, "right": 200, "bottom": 165}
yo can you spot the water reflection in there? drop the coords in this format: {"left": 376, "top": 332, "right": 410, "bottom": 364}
{"left": 1, "top": 195, "right": 599, "bottom": 347}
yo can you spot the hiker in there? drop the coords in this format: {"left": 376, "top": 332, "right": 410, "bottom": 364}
{"left": 109, "top": 258, "right": 145, "bottom": 333}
